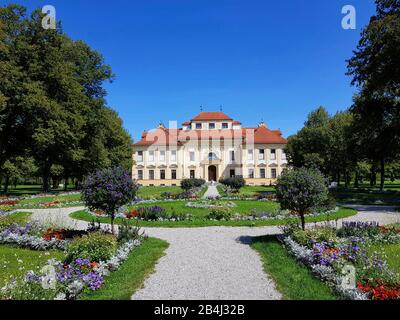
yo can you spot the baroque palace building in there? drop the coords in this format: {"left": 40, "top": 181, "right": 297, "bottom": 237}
{"left": 132, "top": 112, "right": 288, "bottom": 186}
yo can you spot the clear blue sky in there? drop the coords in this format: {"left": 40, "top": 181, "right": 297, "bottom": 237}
{"left": 9, "top": 0, "right": 376, "bottom": 140}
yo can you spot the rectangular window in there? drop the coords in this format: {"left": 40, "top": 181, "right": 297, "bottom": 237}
{"left": 260, "top": 168, "right": 266, "bottom": 179}
{"left": 248, "top": 149, "right": 253, "bottom": 161}
{"left": 259, "top": 149, "right": 265, "bottom": 160}
{"left": 148, "top": 150, "right": 155, "bottom": 162}
{"left": 171, "top": 170, "right": 177, "bottom": 180}
{"left": 149, "top": 170, "right": 154, "bottom": 180}
{"left": 222, "top": 123, "right": 228, "bottom": 129}
{"left": 271, "top": 168, "right": 277, "bottom": 179}
{"left": 170, "top": 150, "right": 177, "bottom": 162}
{"left": 270, "top": 149, "right": 276, "bottom": 160}
{"left": 189, "top": 151, "right": 195, "bottom": 162}
{"left": 230, "top": 150, "right": 235, "bottom": 162}
{"left": 190, "top": 170, "right": 195, "bottom": 179}
{"left": 137, "top": 170, "right": 143, "bottom": 180}
{"left": 137, "top": 151, "right": 143, "bottom": 162}
{"left": 160, "top": 170, "right": 166, "bottom": 180}
{"left": 230, "top": 169, "right": 235, "bottom": 178}
{"left": 196, "top": 123, "right": 202, "bottom": 129}
{"left": 209, "top": 123, "right": 215, "bottom": 129}
{"left": 281, "top": 149, "right": 287, "bottom": 160}
{"left": 248, "top": 169, "right": 254, "bottom": 179}
{"left": 160, "top": 150, "right": 166, "bottom": 162}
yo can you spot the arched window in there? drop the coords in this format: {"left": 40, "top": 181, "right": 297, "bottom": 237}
{"left": 208, "top": 152, "right": 218, "bottom": 161}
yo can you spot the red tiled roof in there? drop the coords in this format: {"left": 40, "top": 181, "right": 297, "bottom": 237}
{"left": 191, "top": 112, "right": 233, "bottom": 121}
{"left": 182, "top": 121, "right": 190, "bottom": 126}
{"left": 134, "top": 126, "right": 287, "bottom": 146}
{"left": 233, "top": 120, "right": 241, "bottom": 125}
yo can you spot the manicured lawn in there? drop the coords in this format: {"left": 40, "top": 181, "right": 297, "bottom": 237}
{"left": 0, "top": 245, "right": 65, "bottom": 289}
{"left": 128, "top": 199, "right": 280, "bottom": 216}
{"left": 217, "top": 185, "right": 275, "bottom": 198}
{"left": 332, "top": 188, "right": 400, "bottom": 205}
{"left": 0, "top": 212, "right": 32, "bottom": 226}
{"left": 251, "top": 235, "right": 337, "bottom": 300}
{"left": 137, "top": 186, "right": 182, "bottom": 199}
{"left": 2, "top": 184, "right": 76, "bottom": 196}
{"left": 1, "top": 193, "right": 84, "bottom": 210}
{"left": 70, "top": 207, "right": 357, "bottom": 228}
{"left": 81, "top": 237, "right": 168, "bottom": 300}
{"left": 368, "top": 243, "right": 400, "bottom": 274}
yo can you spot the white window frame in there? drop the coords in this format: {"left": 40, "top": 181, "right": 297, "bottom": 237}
{"left": 149, "top": 170, "right": 155, "bottom": 180}
{"left": 137, "top": 151, "right": 143, "bottom": 162}
{"left": 248, "top": 168, "right": 254, "bottom": 179}
{"left": 170, "top": 150, "right": 177, "bottom": 162}
{"left": 260, "top": 168, "right": 266, "bottom": 179}
{"left": 271, "top": 168, "right": 277, "bottom": 179}
{"left": 209, "top": 123, "right": 215, "bottom": 130}
{"left": 148, "top": 150, "right": 155, "bottom": 162}
{"left": 160, "top": 150, "right": 166, "bottom": 162}
{"left": 247, "top": 149, "right": 254, "bottom": 161}
{"left": 259, "top": 149, "right": 265, "bottom": 160}
{"left": 189, "top": 151, "right": 195, "bottom": 162}
{"left": 270, "top": 149, "right": 276, "bottom": 160}
{"left": 137, "top": 170, "right": 143, "bottom": 180}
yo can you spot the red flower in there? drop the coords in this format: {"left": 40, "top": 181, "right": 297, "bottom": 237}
{"left": 125, "top": 210, "right": 139, "bottom": 219}
{"left": 358, "top": 281, "right": 400, "bottom": 300}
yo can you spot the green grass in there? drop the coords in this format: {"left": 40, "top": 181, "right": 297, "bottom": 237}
{"left": 332, "top": 186, "right": 400, "bottom": 206}
{"left": 217, "top": 185, "right": 275, "bottom": 198}
{"left": 2, "top": 184, "right": 76, "bottom": 196}
{"left": 0, "top": 212, "right": 32, "bottom": 226}
{"left": 0, "top": 245, "right": 65, "bottom": 288}
{"left": 137, "top": 186, "right": 183, "bottom": 199}
{"left": 251, "top": 235, "right": 337, "bottom": 300}
{"left": 70, "top": 207, "right": 357, "bottom": 228}
{"left": 368, "top": 243, "right": 400, "bottom": 274}
{"left": 81, "top": 237, "right": 168, "bottom": 300}
{"left": 2, "top": 193, "right": 84, "bottom": 209}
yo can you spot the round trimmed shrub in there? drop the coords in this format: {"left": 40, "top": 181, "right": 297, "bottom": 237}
{"left": 219, "top": 176, "right": 246, "bottom": 192}
{"left": 276, "top": 167, "right": 329, "bottom": 230}
{"left": 66, "top": 232, "right": 118, "bottom": 263}
{"left": 206, "top": 207, "right": 232, "bottom": 221}
{"left": 81, "top": 166, "right": 138, "bottom": 233}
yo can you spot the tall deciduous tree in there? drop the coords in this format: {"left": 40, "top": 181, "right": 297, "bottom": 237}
{"left": 347, "top": 0, "right": 400, "bottom": 190}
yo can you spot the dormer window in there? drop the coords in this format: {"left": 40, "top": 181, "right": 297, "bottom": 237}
{"left": 222, "top": 123, "right": 228, "bottom": 129}
{"left": 196, "top": 123, "right": 202, "bottom": 129}
{"left": 209, "top": 123, "right": 215, "bottom": 129}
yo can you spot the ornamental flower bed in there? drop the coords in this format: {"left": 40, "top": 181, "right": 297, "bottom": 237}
{"left": 42, "top": 228, "right": 87, "bottom": 241}
{"left": 185, "top": 200, "right": 237, "bottom": 209}
{"left": 1, "top": 220, "right": 145, "bottom": 300}
{"left": 1, "top": 238, "right": 142, "bottom": 300}
{"left": 0, "top": 222, "right": 69, "bottom": 250}
{"left": 281, "top": 221, "right": 400, "bottom": 300}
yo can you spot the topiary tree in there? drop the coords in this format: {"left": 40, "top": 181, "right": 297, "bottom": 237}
{"left": 81, "top": 167, "right": 138, "bottom": 234}
{"left": 275, "top": 167, "right": 329, "bottom": 230}
{"left": 219, "top": 176, "right": 246, "bottom": 192}
{"left": 180, "top": 178, "right": 205, "bottom": 191}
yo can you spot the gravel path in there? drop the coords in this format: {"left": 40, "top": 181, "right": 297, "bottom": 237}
{"left": 17, "top": 204, "right": 399, "bottom": 300}
{"left": 202, "top": 184, "right": 220, "bottom": 199}
{"left": 339, "top": 204, "right": 400, "bottom": 226}
{"left": 132, "top": 226, "right": 282, "bottom": 300}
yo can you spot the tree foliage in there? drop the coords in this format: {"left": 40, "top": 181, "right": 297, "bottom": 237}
{"left": 276, "top": 167, "right": 329, "bottom": 230}
{"left": 0, "top": 4, "right": 133, "bottom": 192}
{"left": 81, "top": 167, "right": 138, "bottom": 233}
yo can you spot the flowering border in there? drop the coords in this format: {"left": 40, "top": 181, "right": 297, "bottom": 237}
{"left": 279, "top": 235, "right": 368, "bottom": 300}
